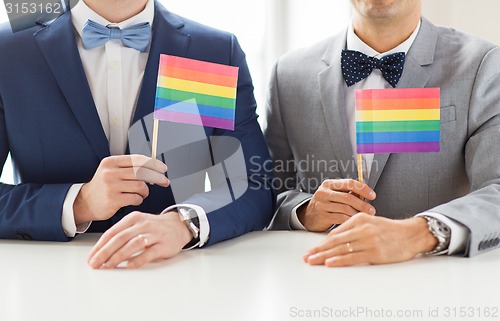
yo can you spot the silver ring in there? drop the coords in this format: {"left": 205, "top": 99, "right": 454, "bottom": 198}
{"left": 346, "top": 242, "right": 354, "bottom": 253}
{"left": 137, "top": 234, "right": 149, "bottom": 248}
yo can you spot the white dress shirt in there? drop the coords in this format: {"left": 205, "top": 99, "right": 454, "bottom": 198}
{"left": 290, "top": 21, "right": 467, "bottom": 255}
{"left": 61, "top": 0, "right": 209, "bottom": 248}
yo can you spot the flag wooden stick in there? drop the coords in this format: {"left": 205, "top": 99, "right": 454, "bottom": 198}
{"left": 151, "top": 118, "right": 159, "bottom": 161}
{"left": 357, "top": 154, "right": 364, "bottom": 200}
{"left": 149, "top": 119, "right": 160, "bottom": 186}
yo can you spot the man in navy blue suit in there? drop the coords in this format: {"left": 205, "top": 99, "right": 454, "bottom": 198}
{"left": 0, "top": 0, "right": 275, "bottom": 269}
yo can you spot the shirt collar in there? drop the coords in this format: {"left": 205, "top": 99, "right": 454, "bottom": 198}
{"left": 347, "top": 19, "right": 421, "bottom": 58}
{"left": 71, "top": 0, "right": 155, "bottom": 38}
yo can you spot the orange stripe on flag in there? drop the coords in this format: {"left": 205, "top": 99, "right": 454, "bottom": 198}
{"left": 160, "top": 55, "right": 239, "bottom": 78}
{"left": 159, "top": 66, "right": 238, "bottom": 88}
{"left": 355, "top": 87, "right": 440, "bottom": 100}
{"left": 356, "top": 98, "right": 440, "bottom": 111}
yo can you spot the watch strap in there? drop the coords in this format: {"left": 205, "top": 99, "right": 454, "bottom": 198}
{"left": 422, "top": 215, "right": 451, "bottom": 255}
{"left": 178, "top": 207, "right": 201, "bottom": 250}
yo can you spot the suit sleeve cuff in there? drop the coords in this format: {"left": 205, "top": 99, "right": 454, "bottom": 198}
{"left": 416, "top": 212, "right": 468, "bottom": 255}
{"left": 62, "top": 184, "right": 91, "bottom": 237}
{"left": 163, "top": 204, "right": 209, "bottom": 248}
{"left": 289, "top": 198, "right": 311, "bottom": 230}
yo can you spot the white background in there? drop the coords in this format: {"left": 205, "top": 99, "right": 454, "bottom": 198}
{"left": 1, "top": 0, "right": 499, "bottom": 184}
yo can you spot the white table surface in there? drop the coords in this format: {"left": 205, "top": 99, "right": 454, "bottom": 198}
{"left": 1, "top": 231, "right": 500, "bottom": 321}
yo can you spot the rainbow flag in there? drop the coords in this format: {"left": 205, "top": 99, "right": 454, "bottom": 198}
{"left": 154, "top": 55, "right": 239, "bottom": 130}
{"left": 356, "top": 88, "right": 441, "bottom": 154}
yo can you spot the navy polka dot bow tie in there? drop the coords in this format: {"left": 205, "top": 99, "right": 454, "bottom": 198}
{"left": 341, "top": 50, "right": 406, "bottom": 88}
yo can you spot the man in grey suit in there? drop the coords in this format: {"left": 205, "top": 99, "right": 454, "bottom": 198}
{"left": 265, "top": 0, "right": 500, "bottom": 267}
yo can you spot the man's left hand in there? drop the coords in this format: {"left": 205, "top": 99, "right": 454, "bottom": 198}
{"left": 87, "top": 211, "right": 192, "bottom": 269}
{"left": 304, "top": 213, "right": 438, "bottom": 267}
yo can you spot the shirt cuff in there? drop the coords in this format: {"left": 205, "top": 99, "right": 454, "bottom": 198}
{"left": 290, "top": 198, "right": 311, "bottom": 230}
{"left": 61, "top": 184, "right": 92, "bottom": 237}
{"left": 162, "top": 204, "right": 209, "bottom": 248}
{"left": 416, "top": 212, "right": 468, "bottom": 255}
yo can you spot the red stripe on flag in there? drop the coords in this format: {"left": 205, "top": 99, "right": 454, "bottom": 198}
{"left": 355, "top": 88, "right": 440, "bottom": 100}
{"left": 159, "top": 55, "right": 239, "bottom": 78}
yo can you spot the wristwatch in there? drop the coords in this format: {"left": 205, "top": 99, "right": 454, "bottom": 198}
{"left": 178, "top": 207, "right": 201, "bottom": 250}
{"left": 422, "top": 215, "right": 451, "bottom": 255}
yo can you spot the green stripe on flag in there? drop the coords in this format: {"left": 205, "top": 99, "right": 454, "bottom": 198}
{"left": 156, "top": 87, "right": 236, "bottom": 110}
{"left": 356, "top": 120, "right": 440, "bottom": 133}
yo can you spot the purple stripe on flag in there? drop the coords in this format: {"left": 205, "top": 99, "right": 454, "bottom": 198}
{"left": 357, "top": 142, "right": 440, "bottom": 154}
{"left": 154, "top": 109, "right": 235, "bottom": 130}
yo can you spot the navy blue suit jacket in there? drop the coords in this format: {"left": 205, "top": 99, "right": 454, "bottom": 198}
{"left": 0, "top": 3, "right": 275, "bottom": 243}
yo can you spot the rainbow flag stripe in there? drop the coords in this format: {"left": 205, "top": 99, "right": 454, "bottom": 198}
{"left": 154, "top": 55, "right": 239, "bottom": 130}
{"left": 356, "top": 88, "right": 441, "bottom": 154}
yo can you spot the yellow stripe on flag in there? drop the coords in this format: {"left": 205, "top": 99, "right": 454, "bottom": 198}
{"left": 356, "top": 109, "right": 440, "bottom": 122}
{"left": 158, "top": 76, "right": 237, "bottom": 99}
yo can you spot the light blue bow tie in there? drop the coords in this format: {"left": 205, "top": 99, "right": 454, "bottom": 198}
{"left": 82, "top": 20, "right": 151, "bottom": 52}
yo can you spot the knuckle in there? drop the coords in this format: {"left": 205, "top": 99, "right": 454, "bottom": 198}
{"left": 129, "top": 211, "right": 144, "bottom": 222}
{"left": 336, "top": 192, "right": 350, "bottom": 203}
{"left": 130, "top": 258, "right": 143, "bottom": 269}
{"left": 139, "top": 219, "right": 154, "bottom": 230}
{"left": 346, "top": 179, "right": 355, "bottom": 190}
{"left": 126, "top": 194, "right": 143, "bottom": 206}
{"left": 360, "top": 212, "right": 373, "bottom": 220}
{"left": 135, "top": 181, "right": 146, "bottom": 191}
{"left": 100, "top": 157, "right": 112, "bottom": 167}
{"left": 352, "top": 212, "right": 368, "bottom": 223}
{"left": 132, "top": 235, "right": 145, "bottom": 247}
{"left": 331, "top": 180, "right": 343, "bottom": 191}
{"left": 358, "top": 223, "right": 372, "bottom": 235}
{"left": 315, "top": 187, "right": 327, "bottom": 199}
{"left": 115, "top": 233, "right": 128, "bottom": 244}
{"left": 134, "top": 195, "right": 144, "bottom": 205}
{"left": 101, "top": 169, "right": 114, "bottom": 182}
{"left": 109, "top": 253, "right": 123, "bottom": 265}
{"left": 142, "top": 185, "right": 150, "bottom": 197}
{"left": 340, "top": 204, "right": 352, "bottom": 215}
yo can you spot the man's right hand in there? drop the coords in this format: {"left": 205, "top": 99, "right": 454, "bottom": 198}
{"left": 297, "top": 179, "right": 377, "bottom": 232}
{"left": 73, "top": 155, "right": 170, "bottom": 224}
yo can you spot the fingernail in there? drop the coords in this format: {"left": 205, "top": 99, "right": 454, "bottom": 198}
{"left": 164, "top": 164, "right": 168, "bottom": 172}
{"left": 369, "top": 191, "right": 376, "bottom": 198}
{"left": 369, "top": 208, "right": 376, "bottom": 215}
{"left": 325, "top": 257, "right": 336, "bottom": 265}
{"left": 89, "top": 259, "right": 97, "bottom": 267}
{"left": 308, "top": 254, "right": 319, "bottom": 260}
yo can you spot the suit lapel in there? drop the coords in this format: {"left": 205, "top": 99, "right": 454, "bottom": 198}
{"left": 367, "top": 18, "right": 438, "bottom": 190}
{"left": 34, "top": 12, "right": 110, "bottom": 160}
{"left": 319, "top": 29, "right": 358, "bottom": 179}
{"left": 131, "top": 2, "right": 191, "bottom": 127}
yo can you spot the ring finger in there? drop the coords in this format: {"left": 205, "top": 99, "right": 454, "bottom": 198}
{"left": 90, "top": 226, "right": 152, "bottom": 268}
{"left": 306, "top": 240, "right": 366, "bottom": 265}
{"left": 103, "top": 233, "right": 157, "bottom": 269}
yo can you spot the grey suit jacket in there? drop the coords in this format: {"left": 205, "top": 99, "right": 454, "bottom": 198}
{"left": 264, "top": 18, "right": 500, "bottom": 257}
